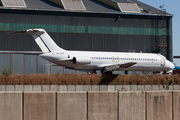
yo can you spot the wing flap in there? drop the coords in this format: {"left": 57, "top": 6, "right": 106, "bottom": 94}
{"left": 102, "top": 62, "right": 137, "bottom": 73}
{"left": 119, "top": 62, "right": 137, "bottom": 68}
{"left": 102, "top": 64, "right": 120, "bottom": 73}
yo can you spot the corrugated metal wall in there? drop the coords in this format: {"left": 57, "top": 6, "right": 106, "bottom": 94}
{"left": 0, "top": 54, "right": 10, "bottom": 74}
{"left": 12, "top": 54, "right": 24, "bottom": 74}
{"left": 0, "top": 53, "right": 83, "bottom": 74}
{"left": 0, "top": 9, "right": 172, "bottom": 62}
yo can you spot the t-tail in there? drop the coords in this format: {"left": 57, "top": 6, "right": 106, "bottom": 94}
{"left": 8, "top": 29, "right": 65, "bottom": 53}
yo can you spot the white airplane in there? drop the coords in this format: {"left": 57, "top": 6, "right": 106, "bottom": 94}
{"left": 9, "top": 29, "right": 178, "bottom": 74}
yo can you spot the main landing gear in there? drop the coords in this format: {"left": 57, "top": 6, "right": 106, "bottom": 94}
{"left": 88, "top": 70, "right": 97, "bottom": 74}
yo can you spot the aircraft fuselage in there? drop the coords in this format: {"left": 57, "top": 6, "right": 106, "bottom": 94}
{"left": 40, "top": 50, "right": 174, "bottom": 72}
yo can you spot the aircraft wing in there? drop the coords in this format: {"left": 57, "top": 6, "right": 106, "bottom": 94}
{"left": 101, "top": 62, "right": 137, "bottom": 73}
{"left": 119, "top": 62, "right": 137, "bottom": 68}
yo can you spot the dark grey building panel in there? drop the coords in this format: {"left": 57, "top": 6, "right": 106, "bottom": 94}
{"left": 82, "top": 0, "right": 118, "bottom": 12}
{"left": 51, "top": 66, "right": 64, "bottom": 74}
{"left": 25, "top": 0, "right": 62, "bottom": 10}
{"left": 0, "top": 9, "right": 170, "bottom": 28}
{"left": 12, "top": 54, "right": 24, "bottom": 74}
{"left": 0, "top": 54, "right": 10, "bottom": 74}
{"left": 64, "top": 68, "right": 76, "bottom": 74}
{"left": 38, "top": 56, "right": 50, "bottom": 74}
{"left": 0, "top": 9, "right": 172, "bottom": 53}
{"left": 25, "top": 54, "right": 37, "bottom": 74}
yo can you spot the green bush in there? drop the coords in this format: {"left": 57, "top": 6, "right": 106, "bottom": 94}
{"left": 2, "top": 65, "right": 13, "bottom": 77}
{"left": 162, "top": 80, "right": 173, "bottom": 90}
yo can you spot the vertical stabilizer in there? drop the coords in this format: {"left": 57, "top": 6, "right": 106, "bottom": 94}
{"left": 27, "top": 29, "right": 65, "bottom": 52}
{"left": 32, "top": 35, "right": 50, "bottom": 53}
{"left": 8, "top": 29, "right": 65, "bottom": 52}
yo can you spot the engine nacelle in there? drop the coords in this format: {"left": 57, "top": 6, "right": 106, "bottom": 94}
{"left": 73, "top": 57, "right": 91, "bottom": 64}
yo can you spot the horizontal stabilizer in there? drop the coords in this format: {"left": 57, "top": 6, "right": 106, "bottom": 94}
{"left": 7, "top": 30, "right": 27, "bottom": 35}
{"left": 7, "top": 29, "right": 44, "bottom": 35}
{"left": 7, "top": 29, "right": 65, "bottom": 53}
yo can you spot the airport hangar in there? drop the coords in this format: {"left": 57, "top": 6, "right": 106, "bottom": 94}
{"left": 0, "top": 0, "right": 173, "bottom": 74}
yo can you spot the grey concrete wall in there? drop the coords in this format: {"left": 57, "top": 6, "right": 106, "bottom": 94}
{"left": 76, "top": 85, "right": 84, "bottom": 91}
{"left": 88, "top": 91, "right": 118, "bottom": 120}
{"left": 24, "top": 92, "right": 56, "bottom": 120}
{"left": 0, "top": 85, "right": 180, "bottom": 92}
{"left": 174, "top": 85, "right": 180, "bottom": 90}
{"left": 32, "top": 85, "right": 41, "bottom": 91}
{"left": 42, "top": 85, "right": 50, "bottom": 91}
{"left": 24, "top": 85, "right": 32, "bottom": 91}
{"left": 173, "top": 90, "right": 180, "bottom": 120}
{"left": 15, "top": 85, "right": 24, "bottom": 91}
{"left": 57, "top": 92, "right": 87, "bottom": 120}
{"left": 0, "top": 92, "right": 23, "bottom": 120}
{"left": 67, "top": 85, "right": 76, "bottom": 91}
{"left": 5, "top": 85, "right": 14, "bottom": 91}
{"left": 119, "top": 91, "right": 145, "bottom": 120}
{"left": 0, "top": 85, "right": 5, "bottom": 91}
{"left": 84, "top": 85, "right": 91, "bottom": 91}
{"left": 92, "top": 85, "right": 99, "bottom": 91}
{"left": 0, "top": 91, "right": 179, "bottom": 120}
{"left": 146, "top": 91, "right": 172, "bottom": 120}
{"left": 59, "top": 85, "right": 67, "bottom": 91}
{"left": 51, "top": 85, "right": 59, "bottom": 91}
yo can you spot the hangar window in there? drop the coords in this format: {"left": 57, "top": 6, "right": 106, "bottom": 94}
{"left": 118, "top": 3, "right": 141, "bottom": 13}
{"left": 96, "top": 0, "right": 141, "bottom": 13}
{"left": 61, "top": 0, "right": 86, "bottom": 10}
{"left": 1, "top": 0, "right": 26, "bottom": 7}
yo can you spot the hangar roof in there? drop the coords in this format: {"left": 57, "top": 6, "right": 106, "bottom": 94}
{"left": 0, "top": 0, "right": 172, "bottom": 16}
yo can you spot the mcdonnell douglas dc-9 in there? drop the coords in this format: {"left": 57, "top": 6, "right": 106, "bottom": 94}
{"left": 9, "top": 29, "right": 179, "bottom": 74}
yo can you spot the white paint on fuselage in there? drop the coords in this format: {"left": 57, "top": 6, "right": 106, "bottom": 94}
{"left": 40, "top": 50, "right": 174, "bottom": 72}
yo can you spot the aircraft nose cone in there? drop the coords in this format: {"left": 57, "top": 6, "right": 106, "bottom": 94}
{"left": 168, "top": 61, "right": 174, "bottom": 70}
